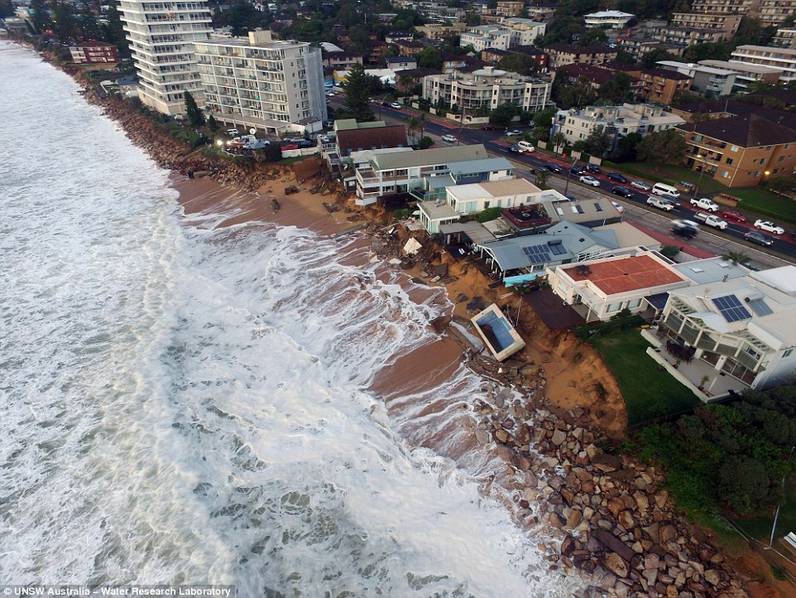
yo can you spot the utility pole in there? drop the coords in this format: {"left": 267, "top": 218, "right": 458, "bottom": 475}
{"left": 563, "top": 156, "right": 578, "bottom": 197}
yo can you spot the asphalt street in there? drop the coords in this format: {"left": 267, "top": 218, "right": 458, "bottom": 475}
{"left": 329, "top": 98, "right": 795, "bottom": 269}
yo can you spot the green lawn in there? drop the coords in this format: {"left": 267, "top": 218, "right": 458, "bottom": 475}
{"left": 604, "top": 161, "right": 796, "bottom": 225}
{"left": 591, "top": 328, "right": 701, "bottom": 426}
{"left": 734, "top": 476, "right": 796, "bottom": 543}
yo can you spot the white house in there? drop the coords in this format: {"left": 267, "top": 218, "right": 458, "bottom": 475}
{"left": 547, "top": 251, "right": 691, "bottom": 322}
{"left": 584, "top": 10, "right": 634, "bottom": 29}
{"left": 645, "top": 265, "right": 796, "bottom": 400}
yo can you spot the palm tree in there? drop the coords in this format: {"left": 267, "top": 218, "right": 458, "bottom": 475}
{"left": 551, "top": 132, "right": 567, "bottom": 154}
{"left": 723, "top": 251, "right": 751, "bottom": 266}
{"left": 407, "top": 116, "right": 419, "bottom": 144}
{"left": 534, "top": 169, "right": 548, "bottom": 189}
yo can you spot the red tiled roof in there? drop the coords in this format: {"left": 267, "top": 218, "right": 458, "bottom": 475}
{"left": 563, "top": 255, "right": 685, "bottom": 295}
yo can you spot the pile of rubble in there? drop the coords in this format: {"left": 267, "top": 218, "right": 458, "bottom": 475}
{"left": 474, "top": 390, "right": 747, "bottom": 597}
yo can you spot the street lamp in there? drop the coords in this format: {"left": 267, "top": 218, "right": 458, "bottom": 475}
{"left": 563, "top": 157, "right": 578, "bottom": 197}
{"left": 694, "top": 153, "right": 707, "bottom": 198}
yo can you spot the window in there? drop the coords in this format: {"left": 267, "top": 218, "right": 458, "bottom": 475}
{"left": 594, "top": 202, "right": 603, "bottom": 212}
{"left": 730, "top": 145, "right": 739, "bottom": 152}
{"left": 725, "top": 158, "right": 733, "bottom": 165}
{"left": 785, "top": 348, "right": 793, "bottom": 358}
{"left": 607, "top": 302, "right": 621, "bottom": 312}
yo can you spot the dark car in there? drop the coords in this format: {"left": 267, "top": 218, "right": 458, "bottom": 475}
{"left": 744, "top": 230, "right": 775, "bottom": 246}
{"left": 509, "top": 144, "right": 521, "bottom": 153}
{"left": 672, "top": 220, "right": 698, "bottom": 239}
{"left": 545, "top": 163, "right": 563, "bottom": 173}
{"left": 611, "top": 185, "right": 632, "bottom": 197}
{"left": 481, "top": 124, "right": 500, "bottom": 131}
{"left": 586, "top": 164, "right": 601, "bottom": 174}
{"left": 570, "top": 165, "right": 585, "bottom": 175}
{"left": 607, "top": 172, "right": 628, "bottom": 183}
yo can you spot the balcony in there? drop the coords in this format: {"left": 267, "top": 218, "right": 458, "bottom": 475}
{"left": 642, "top": 328, "right": 750, "bottom": 401}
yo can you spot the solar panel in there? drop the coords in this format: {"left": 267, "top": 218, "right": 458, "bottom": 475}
{"left": 522, "top": 244, "right": 552, "bottom": 264}
{"left": 747, "top": 297, "right": 773, "bottom": 316}
{"left": 548, "top": 240, "right": 567, "bottom": 256}
{"left": 712, "top": 295, "right": 751, "bottom": 322}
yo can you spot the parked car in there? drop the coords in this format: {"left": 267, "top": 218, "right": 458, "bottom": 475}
{"left": 745, "top": 230, "right": 775, "bottom": 246}
{"left": 720, "top": 209, "right": 747, "bottom": 224}
{"left": 611, "top": 186, "right": 632, "bottom": 197}
{"left": 690, "top": 197, "right": 720, "bottom": 212}
{"left": 544, "top": 163, "right": 563, "bottom": 173}
{"left": 611, "top": 201, "right": 625, "bottom": 214}
{"left": 586, "top": 164, "right": 601, "bottom": 174}
{"left": 226, "top": 128, "right": 240, "bottom": 136}
{"left": 672, "top": 219, "right": 699, "bottom": 238}
{"left": 693, "top": 212, "right": 728, "bottom": 230}
{"left": 570, "top": 165, "right": 585, "bottom": 176}
{"left": 607, "top": 172, "right": 628, "bottom": 183}
{"left": 517, "top": 140, "right": 534, "bottom": 153}
{"left": 647, "top": 196, "right": 677, "bottom": 211}
{"left": 481, "top": 124, "right": 500, "bottom": 130}
{"left": 441, "top": 134, "right": 457, "bottom": 144}
{"left": 326, "top": 91, "right": 336, "bottom": 97}
{"left": 630, "top": 180, "right": 651, "bottom": 191}
{"left": 579, "top": 175, "right": 600, "bottom": 187}
{"left": 754, "top": 219, "right": 785, "bottom": 235}
{"left": 390, "top": 102, "right": 402, "bottom": 109}
{"left": 505, "top": 129, "right": 522, "bottom": 136}
{"left": 509, "top": 144, "right": 521, "bottom": 153}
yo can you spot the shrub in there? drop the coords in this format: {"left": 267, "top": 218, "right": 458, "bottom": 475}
{"left": 419, "top": 136, "right": 434, "bottom": 149}
{"left": 476, "top": 207, "right": 502, "bottom": 223}
{"left": 660, "top": 245, "right": 681, "bottom": 259}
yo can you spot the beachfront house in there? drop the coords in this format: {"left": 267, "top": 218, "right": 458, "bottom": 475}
{"left": 475, "top": 221, "right": 621, "bottom": 284}
{"left": 643, "top": 265, "right": 796, "bottom": 401}
{"left": 354, "top": 144, "right": 512, "bottom": 206}
{"left": 546, "top": 251, "right": 692, "bottom": 322}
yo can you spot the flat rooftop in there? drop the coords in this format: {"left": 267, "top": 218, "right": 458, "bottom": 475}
{"left": 563, "top": 254, "right": 686, "bottom": 295}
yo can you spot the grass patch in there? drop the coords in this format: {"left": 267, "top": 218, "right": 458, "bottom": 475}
{"left": 604, "top": 161, "right": 796, "bottom": 225}
{"left": 734, "top": 475, "right": 796, "bottom": 542}
{"left": 591, "top": 328, "right": 700, "bottom": 426}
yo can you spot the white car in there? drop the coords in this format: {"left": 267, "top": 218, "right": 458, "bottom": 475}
{"left": 517, "top": 141, "right": 534, "bottom": 153}
{"left": 226, "top": 128, "right": 240, "bottom": 136}
{"left": 630, "top": 180, "right": 651, "bottom": 191}
{"left": 690, "top": 197, "right": 719, "bottom": 212}
{"left": 647, "top": 196, "right": 676, "bottom": 211}
{"left": 693, "top": 212, "right": 728, "bottom": 230}
{"left": 754, "top": 219, "right": 785, "bottom": 235}
{"left": 505, "top": 129, "right": 522, "bottom": 137}
{"left": 390, "top": 102, "right": 402, "bottom": 109}
{"left": 611, "top": 201, "right": 625, "bottom": 214}
{"left": 326, "top": 92, "right": 336, "bottom": 97}
{"left": 579, "top": 175, "right": 600, "bottom": 187}
{"left": 441, "top": 134, "right": 457, "bottom": 144}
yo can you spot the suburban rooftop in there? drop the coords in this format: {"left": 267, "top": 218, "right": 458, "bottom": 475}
{"left": 562, "top": 254, "right": 686, "bottom": 295}
{"left": 371, "top": 144, "right": 489, "bottom": 170}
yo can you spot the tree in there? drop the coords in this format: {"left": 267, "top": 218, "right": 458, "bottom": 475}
{"left": 0, "top": 0, "right": 15, "bottom": 19}
{"left": 207, "top": 114, "right": 219, "bottom": 132}
{"left": 418, "top": 136, "right": 434, "bottom": 149}
{"left": 183, "top": 91, "right": 204, "bottom": 127}
{"left": 734, "top": 16, "right": 775, "bottom": 47}
{"left": 722, "top": 251, "right": 751, "bottom": 266}
{"left": 534, "top": 168, "right": 548, "bottom": 188}
{"left": 498, "top": 53, "right": 535, "bottom": 76}
{"left": 641, "top": 48, "right": 677, "bottom": 69}
{"left": 599, "top": 73, "right": 635, "bottom": 104}
{"left": 551, "top": 132, "right": 567, "bottom": 154}
{"left": 554, "top": 76, "right": 596, "bottom": 109}
{"left": 30, "top": 0, "right": 51, "bottom": 33}
{"left": 220, "top": 0, "right": 272, "bottom": 36}
{"left": 719, "top": 456, "right": 771, "bottom": 513}
{"left": 612, "top": 132, "right": 642, "bottom": 162}
{"left": 52, "top": 1, "right": 79, "bottom": 42}
{"left": 580, "top": 129, "right": 611, "bottom": 158}
{"left": 660, "top": 245, "right": 680, "bottom": 259}
{"left": 636, "top": 129, "right": 687, "bottom": 165}
{"left": 342, "top": 63, "right": 375, "bottom": 122}
{"left": 489, "top": 103, "right": 520, "bottom": 127}
{"left": 103, "top": 1, "right": 128, "bottom": 55}
{"left": 683, "top": 42, "right": 731, "bottom": 62}
{"left": 417, "top": 47, "right": 442, "bottom": 69}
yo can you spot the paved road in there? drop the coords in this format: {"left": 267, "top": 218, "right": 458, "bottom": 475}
{"left": 332, "top": 99, "right": 796, "bottom": 268}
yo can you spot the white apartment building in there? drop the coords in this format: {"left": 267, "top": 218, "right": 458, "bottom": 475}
{"left": 657, "top": 60, "right": 738, "bottom": 95}
{"left": 119, "top": 0, "right": 212, "bottom": 115}
{"left": 460, "top": 25, "right": 512, "bottom": 51}
{"left": 354, "top": 144, "right": 512, "bottom": 205}
{"left": 195, "top": 31, "right": 326, "bottom": 135}
{"left": 648, "top": 265, "right": 796, "bottom": 400}
{"left": 422, "top": 67, "right": 552, "bottom": 112}
{"left": 699, "top": 59, "right": 783, "bottom": 91}
{"left": 772, "top": 27, "right": 796, "bottom": 48}
{"left": 584, "top": 10, "right": 634, "bottom": 29}
{"left": 731, "top": 44, "right": 796, "bottom": 82}
{"left": 501, "top": 18, "right": 547, "bottom": 45}
{"left": 551, "top": 103, "right": 685, "bottom": 145}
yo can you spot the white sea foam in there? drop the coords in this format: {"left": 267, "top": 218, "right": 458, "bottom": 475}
{"left": 0, "top": 43, "right": 584, "bottom": 596}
